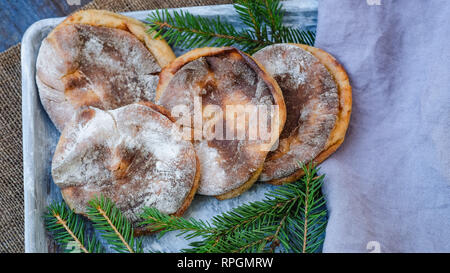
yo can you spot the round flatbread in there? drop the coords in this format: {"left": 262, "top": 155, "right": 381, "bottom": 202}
{"left": 253, "top": 43, "right": 352, "bottom": 185}
{"left": 36, "top": 10, "right": 176, "bottom": 131}
{"left": 157, "top": 47, "right": 286, "bottom": 199}
{"left": 52, "top": 102, "right": 200, "bottom": 234}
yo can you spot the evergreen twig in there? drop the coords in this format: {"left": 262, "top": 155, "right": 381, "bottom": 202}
{"left": 86, "top": 196, "right": 143, "bottom": 253}
{"left": 140, "top": 163, "right": 327, "bottom": 253}
{"left": 45, "top": 163, "right": 327, "bottom": 253}
{"left": 146, "top": 0, "right": 316, "bottom": 54}
{"left": 146, "top": 9, "right": 269, "bottom": 53}
{"left": 44, "top": 202, "right": 104, "bottom": 253}
{"left": 260, "top": 0, "right": 284, "bottom": 42}
{"left": 234, "top": 0, "right": 267, "bottom": 41}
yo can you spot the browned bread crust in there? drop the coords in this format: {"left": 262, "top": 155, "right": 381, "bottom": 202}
{"left": 258, "top": 44, "right": 352, "bottom": 185}
{"left": 60, "top": 10, "right": 175, "bottom": 68}
{"left": 157, "top": 47, "right": 286, "bottom": 199}
{"left": 36, "top": 9, "right": 176, "bottom": 131}
{"left": 52, "top": 102, "right": 200, "bottom": 235}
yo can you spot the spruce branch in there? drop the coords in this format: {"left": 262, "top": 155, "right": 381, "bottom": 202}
{"left": 140, "top": 162, "right": 327, "bottom": 253}
{"left": 146, "top": 9, "right": 269, "bottom": 53}
{"left": 44, "top": 202, "right": 104, "bottom": 253}
{"left": 140, "top": 208, "right": 214, "bottom": 240}
{"left": 260, "top": 0, "right": 284, "bottom": 42}
{"left": 86, "top": 196, "right": 143, "bottom": 253}
{"left": 234, "top": 0, "right": 267, "bottom": 41}
{"left": 146, "top": 0, "right": 315, "bottom": 54}
{"left": 279, "top": 27, "right": 316, "bottom": 45}
{"left": 45, "top": 163, "right": 327, "bottom": 253}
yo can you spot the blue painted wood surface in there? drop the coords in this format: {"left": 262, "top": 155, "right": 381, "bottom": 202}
{"left": 0, "top": 0, "right": 91, "bottom": 52}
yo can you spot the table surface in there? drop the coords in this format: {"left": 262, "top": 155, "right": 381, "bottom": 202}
{"left": 0, "top": 0, "right": 91, "bottom": 52}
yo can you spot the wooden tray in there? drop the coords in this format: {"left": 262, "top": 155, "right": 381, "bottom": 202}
{"left": 21, "top": 0, "right": 318, "bottom": 253}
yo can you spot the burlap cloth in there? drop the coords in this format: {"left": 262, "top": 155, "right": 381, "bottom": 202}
{"left": 0, "top": 0, "right": 231, "bottom": 253}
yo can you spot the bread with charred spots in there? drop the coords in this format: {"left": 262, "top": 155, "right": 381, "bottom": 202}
{"left": 51, "top": 102, "right": 200, "bottom": 235}
{"left": 156, "top": 47, "right": 286, "bottom": 199}
{"left": 36, "top": 9, "right": 176, "bottom": 131}
{"left": 253, "top": 44, "right": 352, "bottom": 185}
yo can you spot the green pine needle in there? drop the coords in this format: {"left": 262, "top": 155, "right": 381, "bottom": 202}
{"left": 86, "top": 195, "right": 143, "bottom": 253}
{"left": 146, "top": 9, "right": 270, "bottom": 53}
{"left": 146, "top": 0, "right": 315, "bottom": 54}
{"left": 45, "top": 163, "right": 327, "bottom": 253}
{"left": 234, "top": 0, "right": 267, "bottom": 41}
{"left": 44, "top": 202, "right": 104, "bottom": 253}
{"left": 258, "top": 0, "right": 284, "bottom": 42}
{"left": 140, "top": 162, "right": 327, "bottom": 253}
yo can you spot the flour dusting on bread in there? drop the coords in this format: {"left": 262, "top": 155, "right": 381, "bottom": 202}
{"left": 157, "top": 48, "right": 286, "bottom": 197}
{"left": 254, "top": 44, "right": 339, "bottom": 181}
{"left": 52, "top": 104, "right": 199, "bottom": 224}
{"left": 36, "top": 23, "right": 163, "bottom": 131}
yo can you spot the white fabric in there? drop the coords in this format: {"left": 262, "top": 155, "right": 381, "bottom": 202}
{"left": 315, "top": 0, "right": 450, "bottom": 252}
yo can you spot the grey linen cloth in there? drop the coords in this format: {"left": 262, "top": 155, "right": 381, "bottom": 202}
{"left": 314, "top": 0, "right": 450, "bottom": 252}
